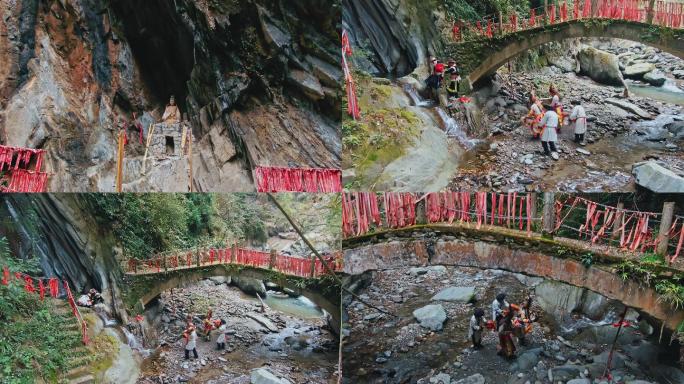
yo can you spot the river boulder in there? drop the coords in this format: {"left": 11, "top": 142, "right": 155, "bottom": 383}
{"left": 643, "top": 70, "right": 667, "bottom": 86}
{"left": 233, "top": 276, "right": 267, "bottom": 296}
{"left": 251, "top": 367, "right": 292, "bottom": 384}
{"left": 632, "top": 161, "right": 684, "bottom": 193}
{"left": 431, "top": 286, "right": 475, "bottom": 302}
{"left": 453, "top": 374, "right": 485, "bottom": 384}
{"left": 623, "top": 62, "right": 656, "bottom": 78}
{"left": 577, "top": 46, "right": 624, "bottom": 86}
{"left": 413, "top": 304, "right": 447, "bottom": 331}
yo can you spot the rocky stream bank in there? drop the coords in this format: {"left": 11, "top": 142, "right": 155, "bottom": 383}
{"left": 343, "top": 266, "right": 683, "bottom": 384}
{"left": 133, "top": 277, "right": 339, "bottom": 384}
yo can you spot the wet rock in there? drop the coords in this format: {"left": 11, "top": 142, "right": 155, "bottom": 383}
{"left": 287, "top": 69, "right": 325, "bottom": 101}
{"left": 430, "top": 286, "right": 475, "bottom": 302}
{"left": 664, "top": 121, "right": 684, "bottom": 139}
{"left": 305, "top": 55, "right": 342, "bottom": 88}
{"left": 576, "top": 148, "right": 591, "bottom": 155}
{"left": 429, "top": 372, "right": 451, "bottom": 384}
{"left": 550, "top": 365, "right": 581, "bottom": 381}
{"left": 233, "top": 276, "right": 267, "bottom": 296}
{"left": 250, "top": 367, "right": 291, "bottom": 384}
{"left": 605, "top": 98, "right": 652, "bottom": 119}
{"left": 245, "top": 313, "right": 279, "bottom": 332}
{"left": 514, "top": 350, "right": 540, "bottom": 371}
{"left": 632, "top": 161, "right": 684, "bottom": 193}
{"left": 452, "top": 373, "right": 485, "bottom": 384}
{"left": 412, "top": 304, "right": 447, "bottom": 331}
{"left": 643, "top": 70, "right": 667, "bottom": 86}
{"left": 578, "top": 47, "right": 624, "bottom": 86}
{"left": 209, "top": 276, "right": 230, "bottom": 285}
{"left": 567, "top": 379, "right": 591, "bottom": 384}
{"left": 549, "top": 55, "right": 577, "bottom": 73}
{"left": 623, "top": 63, "right": 656, "bottom": 78}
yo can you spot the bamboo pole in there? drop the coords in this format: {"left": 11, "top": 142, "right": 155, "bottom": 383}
{"left": 188, "top": 129, "right": 193, "bottom": 192}
{"left": 657, "top": 202, "right": 675, "bottom": 255}
{"left": 141, "top": 123, "right": 155, "bottom": 175}
{"left": 115, "top": 130, "right": 125, "bottom": 192}
{"left": 267, "top": 193, "right": 394, "bottom": 317}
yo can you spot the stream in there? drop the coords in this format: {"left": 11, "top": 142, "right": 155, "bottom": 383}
{"left": 122, "top": 278, "right": 338, "bottom": 383}
{"left": 343, "top": 266, "right": 684, "bottom": 384}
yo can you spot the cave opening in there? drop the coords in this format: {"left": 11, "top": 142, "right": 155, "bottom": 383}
{"left": 110, "top": 0, "right": 194, "bottom": 112}
{"left": 165, "top": 136, "right": 174, "bottom": 155}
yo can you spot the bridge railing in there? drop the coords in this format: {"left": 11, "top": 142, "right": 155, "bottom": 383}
{"left": 1, "top": 267, "right": 89, "bottom": 344}
{"left": 124, "top": 246, "right": 343, "bottom": 279}
{"left": 342, "top": 192, "right": 683, "bottom": 265}
{"left": 448, "top": 0, "right": 681, "bottom": 43}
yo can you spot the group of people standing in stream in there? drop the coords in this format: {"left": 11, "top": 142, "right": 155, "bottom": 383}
{"left": 182, "top": 307, "right": 229, "bottom": 360}
{"left": 522, "top": 84, "right": 589, "bottom": 158}
{"left": 468, "top": 293, "right": 535, "bottom": 359}
{"left": 424, "top": 55, "right": 590, "bottom": 159}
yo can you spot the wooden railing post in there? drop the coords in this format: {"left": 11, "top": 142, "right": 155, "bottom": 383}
{"left": 196, "top": 249, "right": 201, "bottom": 267}
{"left": 498, "top": 11, "right": 504, "bottom": 35}
{"left": 591, "top": 0, "right": 599, "bottom": 18}
{"left": 163, "top": 254, "right": 168, "bottom": 273}
{"left": 646, "top": 0, "right": 656, "bottom": 24}
{"left": 133, "top": 258, "right": 137, "bottom": 274}
{"left": 416, "top": 198, "right": 427, "bottom": 225}
{"left": 269, "top": 250, "right": 277, "bottom": 269}
{"left": 544, "top": 0, "right": 549, "bottom": 22}
{"left": 231, "top": 243, "right": 237, "bottom": 264}
{"left": 611, "top": 202, "right": 625, "bottom": 240}
{"left": 529, "top": 193, "right": 538, "bottom": 223}
{"left": 310, "top": 254, "right": 316, "bottom": 278}
{"left": 657, "top": 202, "right": 675, "bottom": 255}
{"left": 542, "top": 192, "right": 556, "bottom": 236}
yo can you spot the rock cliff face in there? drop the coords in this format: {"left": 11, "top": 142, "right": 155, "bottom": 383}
{"left": 0, "top": 194, "right": 129, "bottom": 320}
{"left": 0, "top": 0, "right": 341, "bottom": 191}
{"left": 342, "top": 0, "right": 443, "bottom": 77}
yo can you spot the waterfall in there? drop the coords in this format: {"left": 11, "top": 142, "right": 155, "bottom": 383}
{"left": 121, "top": 327, "right": 151, "bottom": 357}
{"left": 403, "top": 84, "right": 433, "bottom": 107}
{"left": 436, "top": 107, "right": 479, "bottom": 149}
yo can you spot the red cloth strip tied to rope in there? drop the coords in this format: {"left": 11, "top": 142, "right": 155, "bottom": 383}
{"left": 0, "top": 145, "right": 46, "bottom": 172}
{"left": 342, "top": 29, "right": 361, "bottom": 119}
{"left": 0, "top": 168, "right": 50, "bottom": 192}
{"left": 253, "top": 166, "right": 341, "bottom": 193}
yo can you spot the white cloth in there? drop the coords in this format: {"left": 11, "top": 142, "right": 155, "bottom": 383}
{"left": 530, "top": 103, "right": 542, "bottom": 116}
{"left": 216, "top": 324, "right": 227, "bottom": 344}
{"left": 492, "top": 299, "right": 510, "bottom": 321}
{"left": 185, "top": 330, "right": 197, "bottom": 350}
{"left": 570, "top": 105, "right": 587, "bottom": 134}
{"left": 551, "top": 94, "right": 561, "bottom": 108}
{"left": 77, "top": 294, "right": 92, "bottom": 307}
{"left": 468, "top": 315, "right": 483, "bottom": 339}
{"left": 540, "top": 110, "right": 559, "bottom": 142}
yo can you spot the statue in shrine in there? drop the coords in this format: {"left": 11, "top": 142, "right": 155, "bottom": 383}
{"left": 161, "top": 95, "right": 181, "bottom": 124}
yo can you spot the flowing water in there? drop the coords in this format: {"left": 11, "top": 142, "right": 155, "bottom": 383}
{"left": 262, "top": 293, "right": 325, "bottom": 319}
{"left": 628, "top": 79, "right": 684, "bottom": 106}
{"left": 403, "top": 84, "right": 435, "bottom": 107}
{"left": 436, "top": 107, "right": 480, "bottom": 149}
{"left": 121, "top": 326, "right": 152, "bottom": 358}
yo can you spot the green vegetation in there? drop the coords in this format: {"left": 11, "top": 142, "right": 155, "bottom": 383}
{"left": 0, "top": 248, "right": 74, "bottom": 383}
{"left": 342, "top": 72, "right": 421, "bottom": 180}
{"left": 84, "top": 194, "right": 274, "bottom": 260}
{"left": 84, "top": 193, "right": 339, "bottom": 261}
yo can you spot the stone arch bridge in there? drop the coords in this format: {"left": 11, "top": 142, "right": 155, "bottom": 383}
{"left": 343, "top": 224, "right": 684, "bottom": 331}
{"left": 121, "top": 249, "right": 342, "bottom": 333}
{"left": 447, "top": 18, "right": 684, "bottom": 91}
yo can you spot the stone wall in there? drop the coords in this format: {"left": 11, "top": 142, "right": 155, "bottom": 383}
{"left": 344, "top": 235, "right": 684, "bottom": 330}
{"left": 149, "top": 122, "right": 187, "bottom": 158}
